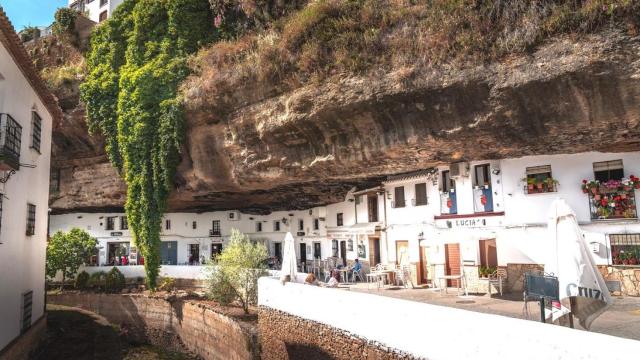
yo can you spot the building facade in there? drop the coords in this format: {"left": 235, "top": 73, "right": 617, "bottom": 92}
{"left": 69, "top": 0, "right": 124, "bottom": 23}
{"left": 50, "top": 151, "right": 640, "bottom": 296}
{"left": 0, "top": 8, "right": 59, "bottom": 357}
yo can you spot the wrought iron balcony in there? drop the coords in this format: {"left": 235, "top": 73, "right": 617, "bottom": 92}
{"left": 209, "top": 229, "right": 221, "bottom": 237}
{"left": 0, "top": 114, "right": 22, "bottom": 171}
{"left": 588, "top": 187, "right": 637, "bottom": 220}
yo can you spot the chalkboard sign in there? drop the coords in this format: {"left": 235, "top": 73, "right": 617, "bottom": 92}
{"left": 524, "top": 272, "right": 559, "bottom": 301}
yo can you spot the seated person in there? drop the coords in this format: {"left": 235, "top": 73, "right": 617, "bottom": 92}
{"left": 351, "top": 259, "right": 362, "bottom": 281}
{"left": 326, "top": 270, "right": 340, "bottom": 287}
{"left": 305, "top": 273, "right": 318, "bottom": 286}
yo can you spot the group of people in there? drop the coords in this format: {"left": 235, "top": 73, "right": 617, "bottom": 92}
{"left": 304, "top": 258, "right": 362, "bottom": 287}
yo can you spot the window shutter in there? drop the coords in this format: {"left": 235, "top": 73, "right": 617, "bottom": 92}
{"left": 593, "top": 160, "right": 623, "bottom": 172}
{"left": 526, "top": 165, "right": 552, "bottom": 175}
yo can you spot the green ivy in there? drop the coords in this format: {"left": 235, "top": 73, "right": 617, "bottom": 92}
{"left": 80, "top": 0, "right": 217, "bottom": 289}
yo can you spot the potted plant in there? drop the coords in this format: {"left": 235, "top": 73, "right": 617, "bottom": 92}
{"left": 544, "top": 177, "right": 559, "bottom": 192}
{"left": 536, "top": 181, "right": 544, "bottom": 191}
{"left": 526, "top": 177, "right": 536, "bottom": 193}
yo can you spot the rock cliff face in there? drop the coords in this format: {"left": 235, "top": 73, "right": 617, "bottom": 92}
{"left": 50, "top": 30, "right": 640, "bottom": 214}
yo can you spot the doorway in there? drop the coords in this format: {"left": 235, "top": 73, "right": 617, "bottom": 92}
{"left": 160, "top": 241, "right": 177, "bottom": 265}
{"left": 107, "top": 242, "right": 129, "bottom": 266}
{"left": 479, "top": 239, "right": 498, "bottom": 268}
{"left": 313, "top": 242, "right": 321, "bottom": 259}
{"left": 211, "top": 243, "right": 223, "bottom": 260}
{"left": 396, "top": 240, "right": 409, "bottom": 265}
{"left": 419, "top": 245, "right": 428, "bottom": 285}
{"left": 188, "top": 244, "right": 200, "bottom": 265}
{"left": 299, "top": 243, "right": 307, "bottom": 264}
{"left": 274, "top": 242, "right": 282, "bottom": 265}
{"left": 444, "top": 243, "right": 461, "bottom": 287}
{"left": 340, "top": 241, "right": 347, "bottom": 266}
{"left": 368, "top": 237, "right": 381, "bottom": 266}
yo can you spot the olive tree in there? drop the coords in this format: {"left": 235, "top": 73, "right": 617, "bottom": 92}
{"left": 206, "top": 229, "right": 268, "bottom": 313}
{"left": 46, "top": 228, "right": 97, "bottom": 289}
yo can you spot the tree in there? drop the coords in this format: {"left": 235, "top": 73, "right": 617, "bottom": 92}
{"left": 206, "top": 229, "right": 268, "bottom": 314}
{"left": 46, "top": 228, "right": 97, "bottom": 290}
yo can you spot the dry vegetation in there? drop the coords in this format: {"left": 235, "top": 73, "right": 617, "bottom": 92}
{"left": 184, "top": 0, "right": 640, "bottom": 113}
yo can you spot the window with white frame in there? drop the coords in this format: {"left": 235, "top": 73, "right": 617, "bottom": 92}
{"left": 525, "top": 165, "right": 556, "bottom": 194}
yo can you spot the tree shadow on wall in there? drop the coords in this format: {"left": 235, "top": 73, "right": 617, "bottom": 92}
{"left": 285, "top": 343, "right": 333, "bottom": 360}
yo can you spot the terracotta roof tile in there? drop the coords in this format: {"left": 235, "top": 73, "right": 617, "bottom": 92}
{"left": 0, "top": 7, "right": 63, "bottom": 126}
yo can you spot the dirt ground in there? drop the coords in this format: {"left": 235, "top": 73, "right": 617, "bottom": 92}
{"left": 349, "top": 283, "right": 640, "bottom": 341}
{"left": 31, "top": 305, "right": 196, "bottom": 360}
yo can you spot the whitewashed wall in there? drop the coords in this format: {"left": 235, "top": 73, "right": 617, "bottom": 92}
{"left": 0, "top": 43, "right": 53, "bottom": 349}
{"left": 259, "top": 277, "right": 640, "bottom": 359}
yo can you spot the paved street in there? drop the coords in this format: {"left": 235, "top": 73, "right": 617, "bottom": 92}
{"left": 348, "top": 284, "right": 640, "bottom": 341}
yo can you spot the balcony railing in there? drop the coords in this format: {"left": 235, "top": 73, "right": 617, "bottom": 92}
{"left": 0, "top": 114, "right": 22, "bottom": 171}
{"left": 588, "top": 187, "right": 637, "bottom": 220}
{"left": 209, "top": 229, "right": 221, "bottom": 237}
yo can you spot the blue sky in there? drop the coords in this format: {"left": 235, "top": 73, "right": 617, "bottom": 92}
{"left": 0, "top": 0, "right": 67, "bottom": 30}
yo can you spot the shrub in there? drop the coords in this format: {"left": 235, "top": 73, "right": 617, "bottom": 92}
{"left": 20, "top": 26, "right": 41, "bottom": 42}
{"left": 46, "top": 228, "right": 98, "bottom": 290}
{"left": 75, "top": 271, "right": 90, "bottom": 290}
{"left": 205, "top": 229, "right": 268, "bottom": 313}
{"left": 53, "top": 8, "right": 80, "bottom": 36}
{"left": 158, "top": 277, "right": 177, "bottom": 292}
{"left": 105, "top": 267, "right": 126, "bottom": 293}
{"left": 89, "top": 271, "right": 107, "bottom": 290}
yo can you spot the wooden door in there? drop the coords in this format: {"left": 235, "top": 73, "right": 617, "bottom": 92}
{"left": 396, "top": 240, "right": 409, "bottom": 265}
{"left": 340, "top": 241, "right": 347, "bottom": 266}
{"left": 299, "top": 243, "right": 307, "bottom": 263}
{"left": 368, "top": 195, "right": 378, "bottom": 222}
{"left": 368, "top": 237, "right": 381, "bottom": 266}
{"left": 444, "top": 243, "right": 461, "bottom": 287}
{"left": 274, "top": 242, "right": 282, "bottom": 264}
{"left": 419, "top": 246, "right": 428, "bottom": 285}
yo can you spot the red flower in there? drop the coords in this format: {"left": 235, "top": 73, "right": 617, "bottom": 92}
{"left": 582, "top": 179, "right": 588, "bottom": 184}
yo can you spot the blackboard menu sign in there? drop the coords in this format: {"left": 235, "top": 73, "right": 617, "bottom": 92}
{"left": 525, "top": 272, "right": 559, "bottom": 301}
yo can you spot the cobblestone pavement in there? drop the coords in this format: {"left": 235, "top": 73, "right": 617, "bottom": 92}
{"left": 348, "top": 283, "right": 640, "bottom": 341}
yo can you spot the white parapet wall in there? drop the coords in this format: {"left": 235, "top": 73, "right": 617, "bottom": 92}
{"left": 258, "top": 277, "right": 640, "bottom": 359}
{"left": 71, "top": 265, "right": 208, "bottom": 280}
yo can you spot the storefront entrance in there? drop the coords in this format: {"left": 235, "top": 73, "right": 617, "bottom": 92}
{"left": 445, "top": 243, "right": 461, "bottom": 287}
{"left": 299, "top": 243, "right": 307, "bottom": 264}
{"left": 211, "top": 243, "right": 223, "bottom": 259}
{"left": 188, "top": 244, "right": 200, "bottom": 265}
{"left": 368, "top": 237, "right": 381, "bottom": 266}
{"left": 160, "top": 241, "right": 177, "bottom": 265}
{"left": 107, "top": 242, "right": 129, "bottom": 266}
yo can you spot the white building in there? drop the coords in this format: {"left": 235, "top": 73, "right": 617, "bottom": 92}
{"left": 382, "top": 152, "right": 640, "bottom": 295}
{"left": 50, "top": 207, "right": 329, "bottom": 269}
{"left": 69, "top": 0, "right": 124, "bottom": 23}
{"left": 0, "top": 8, "right": 59, "bottom": 357}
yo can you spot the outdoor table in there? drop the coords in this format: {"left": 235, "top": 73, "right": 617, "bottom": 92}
{"left": 337, "top": 268, "right": 352, "bottom": 284}
{"left": 438, "top": 275, "right": 467, "bottom": 296}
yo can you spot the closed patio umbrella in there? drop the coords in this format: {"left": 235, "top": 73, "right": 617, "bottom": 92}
{"left": 545, "top": 199, "right": 613, "bottom": 329}
{"left": 280, "top": 232, "right": 298, "bottom": 283}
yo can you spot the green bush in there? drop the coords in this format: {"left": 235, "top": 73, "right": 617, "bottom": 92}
{"left": 105, "top": 267, "right": 126, "bottom": 293}
{"left": 158, "top": 277, "right": 177, "bottom": 292}
{"left": 53, "top": 8, "right": 80, "bottom": 36}
{"left": 75, "top": 271, "right": 90, "bottom": 289}
{"left": 89, "top": 271, "right": 107, "bottom": 289}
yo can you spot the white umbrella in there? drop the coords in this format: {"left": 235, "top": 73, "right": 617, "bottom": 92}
{"left": 280, "top": 232, "right": 297, "bottom": 282}
{"left": 545, "top": 199, "right": 613, "bottom": 329}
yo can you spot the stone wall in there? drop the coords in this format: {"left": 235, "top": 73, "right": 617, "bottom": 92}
{"left": 598, "top": 266, "right": 640, "bottom": 296}
{"left": 48, "top": 293, "right": 258, "bottom": 360}
{"left": 259, "top": 307, "right": 416, "bottom": 360}
{"left": 0, "top": 316, "right": 46, "bottom": 360}
{"left": 506, "top": 263, "right": 544, "bottom": 293}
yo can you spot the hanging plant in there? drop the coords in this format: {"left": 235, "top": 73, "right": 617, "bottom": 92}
{"left": 81, "top": 0, "right": 217, "bottom": 289}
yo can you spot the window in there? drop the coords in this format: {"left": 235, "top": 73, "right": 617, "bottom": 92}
{"left": 50, "top": 168, "right": 60, "bottom": 193}
{"left": 30, "top": 111, "right": 41, "bottom": 153}
{"left": 0, "top": 114, "right": 23, "bottom": 170}
{"left": 105, "top": 216, "right": 116, "bottom": 231}
{"left": 21, "top": 291, "right": 33, "bottom": 334}
{"left": 298, "top": 219, "right": 304, "bottom": 231}
{"left": 610, "top": 234, "right": 640, "bottom": 266}
{"left": 313, "top": 218, "right": 319, "bottom": 230}
{"left": 594, "top": 160, "right": 624, "bottom": 182}
{"left": 393, "top": 186, "right": 405, "bottom": 208}
{"left": 100, "top": 0, "right": 108, "bottom": 6}
{"left": 256, "top": 222, "right": 262, "bottom": 232}
{"left": 211, "top": 220, "right": 221, "bottom": 236}
{"left": 332, "top": 239, "right": 339, "bottom": 257}
{"left": 337, "top": 213, "right": 343, "bottom": 227}
{"left": 441, "top": 170, "right": 455, "bottom": 192}
{"left": 120, "top": 216, "right": 128, "bottom": 230}
{"left": 99, "top": 10, "right": 108, "bottom": 22}
{"left": 414, "top": 183, "right": 427, "bottom": 206}
{"left": 473, "top": 164, "right": 491, "bottom": 187}
{"left": 192, "top": 221, "right": 197, "bottom": 230}
{"left": 165, "top": 219, "right": 171, "bottom": 230}
{"left": 26, "top": 204, "right": 36, "bottom": 236}
{"left": 525, "top": 165, "right": 556, "bottom": 194}
{"left": 313, "top": 242, "right": 321, "bottom": 259}
{"left": 274, "top": 220, "right": 281, "bottom": 232}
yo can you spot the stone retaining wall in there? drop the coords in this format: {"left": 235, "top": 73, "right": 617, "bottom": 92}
{"left": 0, "top": 316, "right": 46, "bottom": 360}
{"left": 258, "top": 307, "right": 416, "bottom": 360}
{"left": 48, "top": 293, "right": 258, "bottom": 360}
{"left": 599, "top": 266, "right": 640, "bottom": 296}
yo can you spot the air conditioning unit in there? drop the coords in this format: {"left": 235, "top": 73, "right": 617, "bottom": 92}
{"left": 227, "top": 211, "right": 240, "bottom": 221}
{"left": 450, "top": 162, "right": 469, "bottom": 178}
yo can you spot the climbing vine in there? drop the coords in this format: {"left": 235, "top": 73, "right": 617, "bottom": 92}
{"left": 81, "top": 0, "right": 217, "bottom": 289}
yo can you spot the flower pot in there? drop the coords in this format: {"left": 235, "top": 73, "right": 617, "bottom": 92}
{"left": 630, "top": 258, "right": 638, "bottom": 266}
{"left": 594, "top": 194, "right": 601, "bottom": 201}
{"left": 537, "top": 183, "right": 544, "bottom": 190}
{"left": 623, "top": 259, "right": 630, "bottom": 265}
